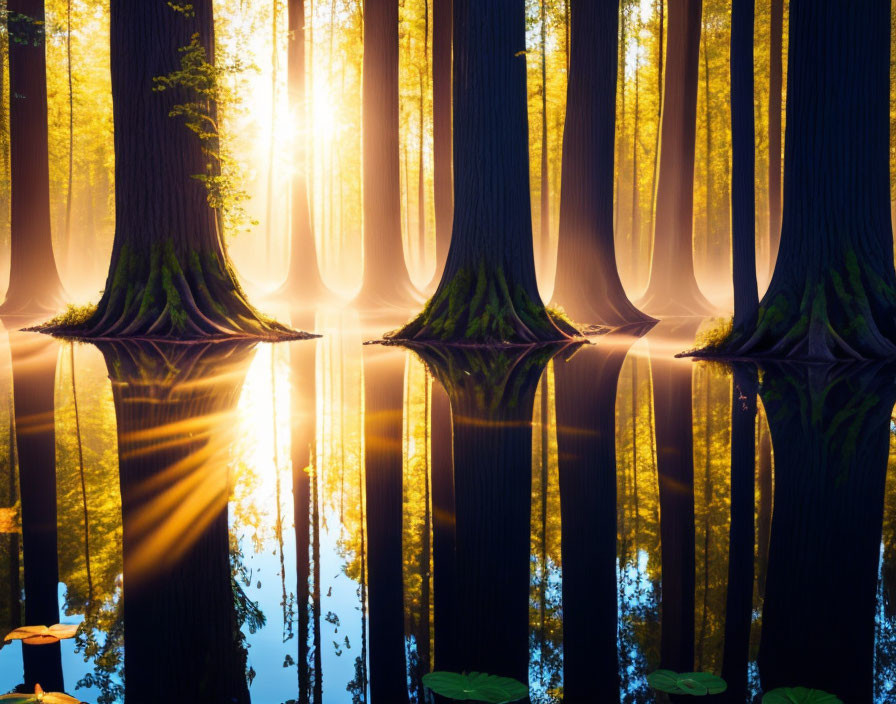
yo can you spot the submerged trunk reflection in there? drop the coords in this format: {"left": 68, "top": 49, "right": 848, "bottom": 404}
{"left": 100, "top": 341, "right": 257, "bottom": 704}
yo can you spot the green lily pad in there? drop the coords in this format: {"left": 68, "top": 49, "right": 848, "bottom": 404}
{"left": 762, "top": 687, "right": 843, "bottom": 703}
{"left": 647, "top": 670, "right": 727, "bottom": 696}
{"left": 422, "top": 671, "right": 528, "bottom": 703}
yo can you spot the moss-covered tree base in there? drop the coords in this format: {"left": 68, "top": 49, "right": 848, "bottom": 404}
{"left": 690, "top": 255, "right": 896, "bottom": 362}
{"left": 387, "top": 265, "right": 582, "bottom": 345}
{"left": 32, "top": 241, "right": 316, "bottom": 342}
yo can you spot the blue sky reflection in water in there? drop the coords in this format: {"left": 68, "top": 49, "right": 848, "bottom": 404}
{"left": 0, "top": 318, "right": 893, "bottom": 702}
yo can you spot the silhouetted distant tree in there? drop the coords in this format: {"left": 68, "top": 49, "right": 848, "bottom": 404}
{"left": 553, "top": 0, "right": 653, "bottom": 328}
{"left": 1, "top": 0, "right": 64, "bottom": 316}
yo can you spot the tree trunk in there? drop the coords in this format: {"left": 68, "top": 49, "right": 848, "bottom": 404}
{"left": 638, "top": 0, "right": 713, "bottom": 316}
{"left": 555, "top": 339, "right": 637, "bottom": 703}
{"left": 538, "top": 0, "right": 550, "bottom": 281}
{"left": 767, "top": 0, "right": 783, "bottom": 277}
{"left": 730, "top": 0, "right": 758, "bottom": 330}
{"left": 393, "top": 0, "right": 577, "bottom": 343}
{"left": 103, "top": 342, "right": 255, "bottom": 704}
{"left": 281, "top": 0, "right": 328, "bottom": 300}
{"left": 11, "top": 333, "right": 63, "bottom": 692}
{"left": 363, "top": 346, "right": 409, "bottom": 703}
{"left": 552, "top": 0, "right": 653, "bottom": 328}
{"left": 40, "top": 0, "right": 304, "bottom": 340}
{"left": 757, "top": 365, "right": 892, "bottom": 701}
{"left": 2, "top": 0, "right": 65, "bottom": 316}
{"left": 430, "top": 0, "right": 453, "bottom": 288}
{"left": 358, "top": 0, "right": 417, "bottom": 309}
{"left": 706, "top": 0, "right": 896, "bottom": 360}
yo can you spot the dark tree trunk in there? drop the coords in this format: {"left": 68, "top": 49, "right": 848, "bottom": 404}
{"left": 552, "top": 0, "right": 653, "bottom": 328}
{"left": 358, "top": 0, "right": 417, "bottom": 309}
{"left": 638, "top": 0, "right": 713, "bottom": 316}
{"left": 708, "top": 0, "right": 896, "bottom": 360}
{"left": 11, "top": 333, "right": 63, "bottom": 692}
{"left": 290, "top": 321, "right": 316, "bottom": 704}
{"left": 651, "top": 323, "right": 699, "bottom": 672}
{"left": 40, "top": 0, "right": 304, "bottom": 340}
{"left": 730, "top": 0, "right": 758, "bottom": 330}
{"left": 414, "top": 344, "right": 563, "bottom": 683}
{"left": 757, "top": 365, "right": 893, "bottom": 701}
{"left": 102, "top": 342, "right": 255, "bottom": 704}
{"left": 281, "top": 0, "right": 328, "bottom": 301}
{"left": 363, "top": 346, "right": 409, "bottom": 704}
{"left": 767, "top": 0, "right": 783, "bottom": 276}
{"left": 430, "top": 380, "right": 457, "bottom": 673}
{"left": 430, "top": 0, "right": 453, "bottom": 288}
{"left": 719, "top": 365, "right": 756, "bottom": 702}
{"left": 555, "top": 337, "right": 640, "bottom": 703}
{"left": 393, "top": 0, "right": 577, "bottom": 344}
{"left": 2, "top": 0, "right": 64, "bottom": 316}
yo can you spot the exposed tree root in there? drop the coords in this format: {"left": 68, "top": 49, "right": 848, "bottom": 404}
{"left": 688, "top": 254, "right": 896, "bottom": 362}
{"left": 31, "top": 241, "right": 316, "bottom": 342}
{"left": 0, "top": 289, "right": 66, "bottom": 319}
{"left": 388, "top": 264, "right": 582, "bottom": 345}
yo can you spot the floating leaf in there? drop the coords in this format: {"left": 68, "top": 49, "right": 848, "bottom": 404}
{"left": 0, "top": 683, "right": 84, "bottom": 703}
{"left": 4, "top": 624, "right": 79, "bottom": 645}
{"left": 647, "top": 670, "right": 727, "bottom": 696}
{"left": 422, "top": 671, "right": 528, "bottom": 703}
{"left": 762, "top": 687, "right": 843, "bottom": 704}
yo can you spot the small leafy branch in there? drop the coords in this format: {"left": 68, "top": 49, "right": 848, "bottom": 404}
{"left": 153, "top": 32, "right": 256, "bottom": 236}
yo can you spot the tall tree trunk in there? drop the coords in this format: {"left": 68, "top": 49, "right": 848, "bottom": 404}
{"left": 556, "top": 339, "right": 638, "bottom": 703}
{"left": 701, "top": 21, "right": 712, "bottom": 271}
{"left": 43, "top": 0, "right": 304, "bottom": 340}
{"left": 65, "top": 0, "right": 74, "bottom": 274}
{"left": 730, "top": 0, "right": 758, "bottom": 330}
{"left": 767, "top": 0, "right": 783, "bottom": 277}
{"left": 363, "top": 346, "right": 409, "bottom": 703}
{"left": 647, "top": 0, "right": 664, "bottom": 253}
{"left": 430, "top": 0, "right": 453, "bottom": 288}
{"left": 614, "top": 2, "right": 626, "bottom": 248}
{"left": 418, "top": 0, "right": 429, "bottom": 277}
{"left": 358, "top": 0, "right": 417, "bottom": 308}
{"left": 638, "top": 0, "right": 713, "bottom": 316}
{"left": 630, "top": 13, "right": 641, "bottom": 288}
{"left": 265, "top": 0, "right": 279, "bottom": 271}
{"left": 552, "top": 0, "right": 653, "bottom": 327}
{"left": 757, "top": 365, "right": 893, "bottom": 701}
{"left": 10, "top": 332, "right": 63, "bottom": 692}
{"left": 705, "top": 0, "right": 896, "bottom": 360}
{"left": 2, "top": 0, "right": 64, "bottom": 315}
{"left": 394, "top": 0, "right": 577, "bottom": 343}
{"left": 538, "top": 0, "right": 550, "bottom": 281}
{"left": 281, "top": 0, "right": 328, "bottom": 299}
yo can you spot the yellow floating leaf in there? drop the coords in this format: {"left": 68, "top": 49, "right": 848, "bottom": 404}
{"left": 0, "top": 684, "right": 84, "bottom": 703}
{"left": 5, "top": 624, "right": 79, "bottom": 644}
{"left": 0, "top": 507, "right": 18, "bottom": 533}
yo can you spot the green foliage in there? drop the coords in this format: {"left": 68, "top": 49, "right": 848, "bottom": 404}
{"left": 152, "top": 27, "right": 255, "bottom": 236}
{"left": 694, "top": 317, "right": 734, "bottom": 351}
{"left": 646, "top": 670, "right": 727, "bottom": 696}
{"left": 42, "top": 303, "right": 98, "bottom": 329}
{"left": 422, "top": 672, "right": 528, "bottom": 703}
{"left": 762, "top": 687, "right": 843, "bottom": 704}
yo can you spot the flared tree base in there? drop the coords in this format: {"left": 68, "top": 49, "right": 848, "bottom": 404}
{"left": 0, "top": 286, "right": 66, "bottom": 319}
{"left": 637, "top": 278, "right": 716, "bottom": 318}
{"left": 32, "top": 241, "right": 315, "bottom": 342}
{"left": 690, "top": 256, "right": 896, "bottom": 362}
{"left": 389, "top": 265, "right": 582, "bottom": 345}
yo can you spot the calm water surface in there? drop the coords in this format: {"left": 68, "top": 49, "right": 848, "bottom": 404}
{"left": 0, "top": 311, "right": 892, "bottom": 703}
